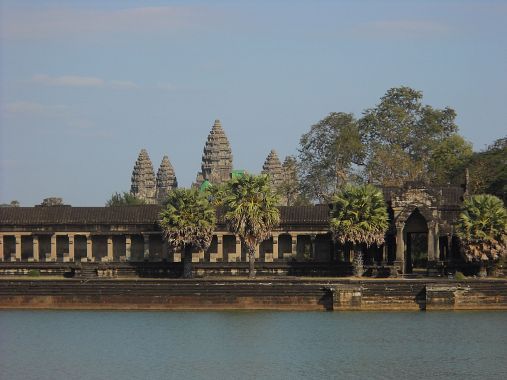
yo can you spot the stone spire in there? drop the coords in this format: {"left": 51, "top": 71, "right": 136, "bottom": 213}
{"left": 262, "top": 149, "right": 283, "bottom": 190}
{"left": 195, "top": 119, "right": 233, "bottom": 187}
{"left": 156, "top": 155, "right": 178, "bottom": 203}
{"left": 131, "top": 149, "right": 156, "bottom": 204}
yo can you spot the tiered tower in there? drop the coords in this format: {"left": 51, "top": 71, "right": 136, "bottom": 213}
{"left": 261, "top": 149, "right": 284, "bottom": 190}
{"left": 195, "top": 120, "right": 233, "bottom": 187}
{"left": 156, "top": 155, "right": 178, "bottom": 203}
{"left": 131, "top": 149, "right": 157, "bottom": 204}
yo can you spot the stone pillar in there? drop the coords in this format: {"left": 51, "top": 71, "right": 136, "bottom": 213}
{"left": 272, "top": 233, "right": 279, "bottom": 261}
{"left": 68, "top": 234, "right": 75, "bottom": 262}
{"left": 235, "top": 236, "right": 242, "bottom": 262}
{"left": 446, "top": 235, "right": 452, "bottom": 261}
{"left": 107, "top": 236, "right": 114, "bottom": 262}
{"left": 434, "top": 226, "right": 440, "bottom": 261}
{"left": 395, "top": 227, "right": 404, "bottom": 262}
{"left": 255, "top": 242, "right": 260, "bottom": 259}
{"left": 290, "top": 233, "right": 298, "bottom": 258}
{"left": 0, "top": 235, "right": 3, "bottom": 261}
{"left": 427, "top": 224, "right": 435, "bottom": 261}
{"left": 50, "top": 234, "right": 57, "bottom": 262}
{"left": 382, "top": 244, "right": 388, "bottom": 264}
{"left": 143, "top": 234, "right": 150, "bottom": 261}
{"left": 125, "top": 235, "right": 131, "bottom": 261}
{"left": 162, "top": 240, "right": 169, "bottom": 261}
{"left": 32, "top": 235, "right": 39, "bottom": 262}
{"left": 310, "top": 234, "right": 316, "bottom": 260}
{"left": 86, "top": 235, "right": 93, "bottom": 262}
{"left": 15, "top": 234, "right": 22, "bottom": 261}
{"left": 216, "top": 234, "right": 224, "bottom": 262}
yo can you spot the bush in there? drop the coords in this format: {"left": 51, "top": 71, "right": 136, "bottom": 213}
{"left": 27, "top": 269, "right": 41, "bottom": 277}
{"left": 455, "top": 271, "right": 466, "bottom": 281}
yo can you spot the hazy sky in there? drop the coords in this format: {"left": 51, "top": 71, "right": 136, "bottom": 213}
{"left": 1, "top": 0, "right": 506, "bottom": 206}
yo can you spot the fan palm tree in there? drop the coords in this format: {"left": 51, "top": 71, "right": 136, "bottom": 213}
{"left": 159, "top": 189, "right": 216, "bottom": 278}
{"left": 222, "top": 174, "right": 280, "bottom": 277}
{"left": 456, "top": 194, "right": 507, "bottom": 276}
{"left": 330, "top": 184, "right": 389, "bottom": 276}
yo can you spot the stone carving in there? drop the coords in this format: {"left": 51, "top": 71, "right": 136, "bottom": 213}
{"left": 131, "top": 149, "right": 156, "bottom": 204}
{"left": 156, "top": 155, "right": 178, "bottom": 203}
{"left": 262, "top": 149, "right": 284, "bottom": 191}
{"left": 195, "top": 120, "right": 233, "bottom": 187}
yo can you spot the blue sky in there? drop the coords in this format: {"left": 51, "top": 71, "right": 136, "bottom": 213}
{"left": 1, "top": 0, "right": 506, "bottom": 206}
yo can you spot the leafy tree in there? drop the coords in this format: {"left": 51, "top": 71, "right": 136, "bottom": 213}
{"left": 222, "top": 174, "right": 280, "bottom": 277}
{"left": 0, "top": 200, "right": 20, "bottom": 207}
{"left": 276, "top": 156, "right": 309, "bottom": 206}
{"left": 330, "top": 184, "right": 389, "bottom": 276}
{"left": 466, "top": 137, "right": 507, "bottom": 203}
{"left": 456, "top": 194, "right": 507, "bottom": 276}
{"left": 427, "top": 134, "right": 473, "bottom": 185}
{"left": 298, "top": 112, "right": 364, "bottom": 203}
{"left": 159, "top": 189, "right": 216, "bottom": 278}
{"left": 106, "top": 192, "right": 146, "bottom": 206}
{"left": 359, "top": 86, "right": 460, "bottom": 185}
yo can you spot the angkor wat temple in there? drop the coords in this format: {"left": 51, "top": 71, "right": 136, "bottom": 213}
{"left": 0, "top": 120, "right": 470, "bottom": 277}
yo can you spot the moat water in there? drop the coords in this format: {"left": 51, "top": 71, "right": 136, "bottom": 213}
{"left": 1, "top": 310, "right": 506, "bottom": 380}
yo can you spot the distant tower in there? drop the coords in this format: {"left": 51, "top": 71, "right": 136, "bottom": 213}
{"left": 156, "top": 155, "right": 178, "bottom": 203}
{"left": 262, "top": 149, "right": 284, "bottom": 190}
{"left": 195, "top": 119, "right": 233, "bottom": 187}
{"left": 131, "top": 149, "right": 156, "bottom": 204}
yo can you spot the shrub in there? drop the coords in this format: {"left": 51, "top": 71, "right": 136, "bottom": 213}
{"left": 454, "top": 271, "right": 466, "bottom": 281}
{"left": 28, "top": 269, "right": 41, "bottom": 277}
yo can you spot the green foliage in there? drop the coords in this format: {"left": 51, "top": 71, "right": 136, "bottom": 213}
{"left": 277, "top": 156, "right": 309, "bottom": 206}
{"left": 27, "top": 269, "right": 40, "bottom": 277}
{"left": 159, "top": 188, "right": 216, "bottom": 251}
{"left": 466, "top": 137, "right": 507, "bottom": 204}
{"left": 106, "top": 192, "right": 146, "bottom": 206}
{"left": 222, "top": 174, "right": 280, "bottom": 276}
{"left": 427, "top": 134, "right": 473, "bottom": 185}
{"left": 298, "top": 112, "right": 364, "bottom": 203}
{"left": 456, "top": 194, "right": 507, "bottom": 262}
{"left": 0, "top": 200, "right": 20, "bottom": 207}
{"left": 330, "top": 184, "right": 389, "bottom": 247}
{"left": 359, "top": 86, "right": 459, "bottom": 186}
{"left": 454, "top": 271, "right": 466, "bottom": 281}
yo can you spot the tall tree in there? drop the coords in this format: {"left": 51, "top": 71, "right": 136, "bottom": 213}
{"left": 159, "top": 189, "right": 216, "bottom": 278}
{"left": 106, "top": 192, "right": 146, "bottom": 206}
{"left": 222, "top": 174, "right": 280, "bottom": 277}
{"left": 466, "top": 137, "right": 507, "bottom": 203}
{"left": 298, "top": 112, "right": 364, "bottom": 203}
{"left": 359, "top": 86, "right": 460, "bottom": 185}
{"left": 330, "top": 184, "right": 389, "bottom": 276}
{"left": 427, "top": 134, "right": 473, "bottom": 185}
{"left": 456, "top": 194, "right": 507, "bottom": 276}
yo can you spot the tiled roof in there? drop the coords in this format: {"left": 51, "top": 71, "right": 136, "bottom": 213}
{"left": 0, "top": 205, "right": 331, "bottom": 227}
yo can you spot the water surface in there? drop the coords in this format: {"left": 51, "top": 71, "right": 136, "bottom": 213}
{"left": 1, "top": 311, "right": 506, "bottom": 379}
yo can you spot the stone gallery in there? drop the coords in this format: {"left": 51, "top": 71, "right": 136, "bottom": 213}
{"left": 0, "top": 120, "right": 468, "bottom": 277}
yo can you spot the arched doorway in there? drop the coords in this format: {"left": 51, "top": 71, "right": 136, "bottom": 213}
{"left": 404, "top": 209, "right": 428, "bottom": 274}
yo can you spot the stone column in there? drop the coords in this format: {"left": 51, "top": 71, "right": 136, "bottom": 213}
{"left": 50, "top": 234, "right": 57, "bottom": 261}
{"left": 32, "top": 235, "right": 39, "bottom": 262}
{"left": 382, "top": 244, "right": 388, "bottom": 264}
{"left": 0, "top": 235, "right": 3, "bottom": 261}
{"left": 434, "top": 226, "right": 440, "bottom": 261}
{"left": 162, "top": 240, "right": 169, "bottom": 261}
{"left": 216, "top": 234, "right": 224, "bottom": 262}
{"left": 235, "top": 236, "right": 242, "bottom": 262}
{"left": 86, "top": 235, "right": 93, "bottom": 262}
{"left": 395, "top": 226, "right": 404, "bottom": 262}
{"left": 125, "top": 235, "right": 131, "bottom": 261}
{"left": 15, "top": 234, "right": 22, "bottom": 261}
{"left": 310, "top": 234, "right": 317, "bottom": 260}
{"left": 143, "top": 234, "right": 150, "bottom": 261}
{"left": 427, "top": 224, "right": 435, "bottom": 261}
{"left": 290, "top": 233, "right": 298, "bottom": 258}
{"left": 68, "top": 234, "right": 75, "bottom": 262}
{"left": 272, "top": 233, "right": 279, "bottom": 261}
{"left": 255, "top": 243, "right": 260, "bottom": 259}
{"left": 107, "top": 236, "right": 114, "bottom": 262}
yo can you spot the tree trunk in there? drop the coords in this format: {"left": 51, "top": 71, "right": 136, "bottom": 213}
{"left": 352, "top": 245, "right": 364, "bottom": 277}
{"left": 248, "top": 245, "right": 256, "bottom": 278}
{"left": 183, "top": 245, "right": 193, "bottom": 279}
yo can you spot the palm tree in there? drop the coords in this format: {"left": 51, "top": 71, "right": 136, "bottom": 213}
{"left": 330, "top": 184, "right": 389, "bottom": 277}
{"left": 222, "top": 174, "right": 280, "bottom": 277}
{"left": 159, "top": 189, "right": 216, "bottom": 278}
{"left": 456, "top": 194, "right": 507, "bottom": 276}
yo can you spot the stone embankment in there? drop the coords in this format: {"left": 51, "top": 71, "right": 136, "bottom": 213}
{"left": 1, "top": 279, "right": 506, "bottom": 311}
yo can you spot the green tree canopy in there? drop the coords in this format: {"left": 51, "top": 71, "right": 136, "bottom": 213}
{"left": 106, "top": 192, "right": 146, "bottom": 206}
{"left": 427, "top": 134, "right": 473, "bottom": 185}
{"left": 359, "top": 86, "right": 460, "bottom": 185}
{"left": 159, "top": 188, "right": 216, "bottom": 278}
{"left": 456, "top": 194, "right": 507, "bottom": 263}
{"left": 298, "top": 112, "right": 364, "bottom": 203}
{"left": 222, "top": 174, "right": 280, "bottom": 277}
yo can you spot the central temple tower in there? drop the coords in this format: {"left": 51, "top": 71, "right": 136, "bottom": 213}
{"left": 194, "top": 119, "right": 233, "bottom": 187}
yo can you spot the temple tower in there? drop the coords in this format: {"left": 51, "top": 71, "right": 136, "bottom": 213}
{"left": 156, "top": 155, "right": 178, "bottom": 203}
{"left": 131, "top": 149, "right": 156, "bottom": 204}
{"left": 262, "top": 149, "right": 284, "bottom": 190}
{"left": 195, "top": 119, "right": 233, "bottom": 187}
